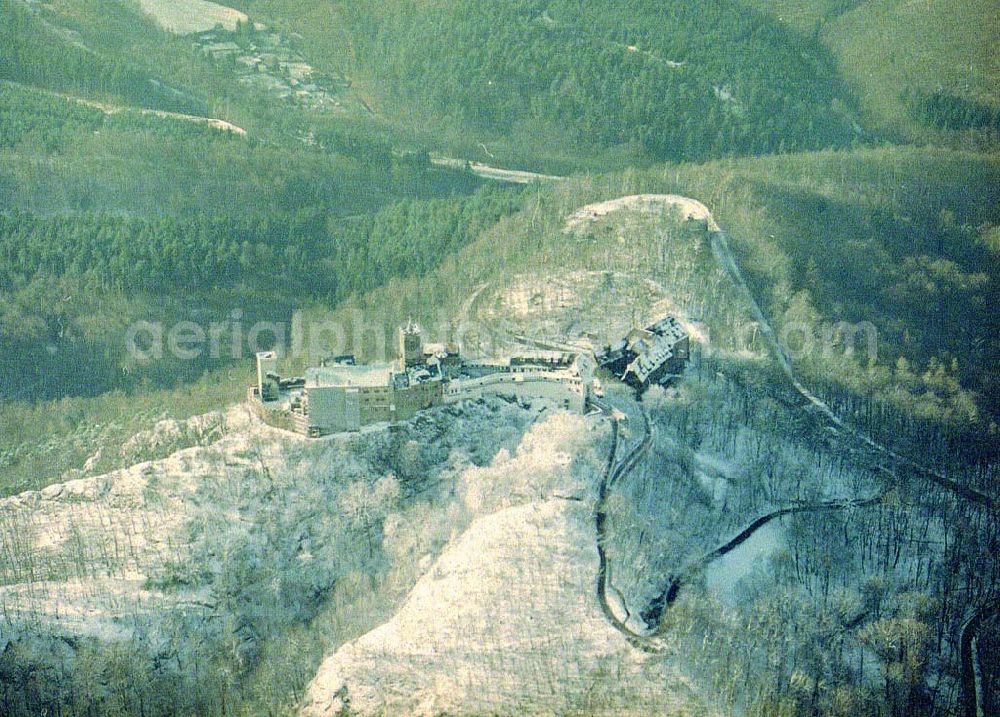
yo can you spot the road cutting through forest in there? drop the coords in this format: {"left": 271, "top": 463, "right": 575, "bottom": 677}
{"left": 570, "top": 193, "right": 997, "bottom": 712}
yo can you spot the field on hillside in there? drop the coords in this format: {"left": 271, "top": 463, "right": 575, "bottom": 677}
{"left": 135, "top": 0, "right": 248, "bottom": 34}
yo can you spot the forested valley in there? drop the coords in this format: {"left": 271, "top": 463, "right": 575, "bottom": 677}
{"left": 342, "top": 0, "right": 862, "bottom": 168}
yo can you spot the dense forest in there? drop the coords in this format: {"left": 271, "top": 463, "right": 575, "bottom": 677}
{"left": 0, "top": 189, "right": 522, "bottom": 297}
{"left": 0, "top": 185, "right": 523, "bottom": 401}
{"left": 0, "top": 81, "right": 232, "bottom": 152}
{"left": 345, "top": 0, "right": 862, "bottom": 164}
{"left": 906, "top": 88, "right": 1000, "bottom": 134}
{"left": 0, "top": 0, "right": 204, "bottom": 114}
{"left": 0, "top": 80, "right": 476, "bottom": 217}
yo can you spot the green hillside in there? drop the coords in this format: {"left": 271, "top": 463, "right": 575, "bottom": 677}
{"left": 741, "top": 0, "right": 1000, "bottom": 145}
{"left": 0, "top": 0, "right": 207, "bottom": 114}
{"left": 234, "top": 0, "right": 863, "bottom": 170}
{"left": 0, "top": 0, "right": 527, "bottom": 407}
{"left": 737, "top": 0, "right": 864, "bottom": 31}
{"left": 370, "top": 0, "right": 864, "bottom": 165}
{"left": 294, "top": 146, "right": 1000, "bottom": 441}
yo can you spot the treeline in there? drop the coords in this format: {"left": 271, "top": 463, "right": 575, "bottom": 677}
{"left": 0, "top": 82, "right": 241, "bottom": 152}
{"left": 352, "top": 0, "right": 860, "bottom": 163}
{"left": 737, "top": 176, "right": 1000, "bottom": 426}
{"left": 0, "top": 210, "right": 325, "bottom": 294}
{"left": 0, "top": 83, "right": 478, "bottom": 217}
{"left": 0, "top": 0, "right": 205, "bottom": 115}
{"left": 905, "top": 87, "right": 1000, "bottom": 133}
{"left": 0, "top": 186, "right": 523, "bottom": 401}
{"left": 325, "top": 187, "right": 523, "bottom": 292}
{"left": 0, "top": 187, "right": 522, "bottom": 299}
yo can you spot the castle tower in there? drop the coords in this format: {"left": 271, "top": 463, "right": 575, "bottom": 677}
{"left": 256, "top": 351, "right": 279, "bottom": 400}
{"left": 398, "top": 320, "right": 423, "bottom": 371}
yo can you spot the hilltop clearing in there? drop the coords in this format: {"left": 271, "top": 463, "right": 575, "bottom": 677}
{"left": 300, "top": 146, "right": 1000, "bottom": 436}
{"left": 136, "top": 0, "right": 249, "bottom": 34}
{"left": 564, "top": 194, "right": 721, "bottom": 233}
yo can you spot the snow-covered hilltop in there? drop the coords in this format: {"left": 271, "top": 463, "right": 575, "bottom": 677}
{"left": 301, "top": 412, "right": 709, "bottom": 716}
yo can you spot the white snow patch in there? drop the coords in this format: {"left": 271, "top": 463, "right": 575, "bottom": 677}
{"left": 302, "top": 413, "right": 709, "bottom": 716}
{"left": 474, "top": 269, "right": 696, "bottom": 354}
{"left": 459, "top": 412, "right": 593, "bottom": 516}
{"left": 136, "top": 0, "right": 249, "bottom": 34}
{"left": 705, "top": 521, "right": 785, "bottom": 604}
{"left": 0, "top": 578, "right": 211, "bottom": 642}
{"left": 0, "top": 403, "right": 298, "bottom": 640}
{"left": 563, "top": 194, "right": 720, "bottom": 234}
{"left": 695, "top": 471, "right": 729, "bottom": 507}
{"left": 302, "top": 498, "right": 702, "bottom": 716}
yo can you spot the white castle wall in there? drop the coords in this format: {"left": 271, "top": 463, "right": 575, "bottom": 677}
{"left": 443, "top": 369, "right": 587, "bottom": 413}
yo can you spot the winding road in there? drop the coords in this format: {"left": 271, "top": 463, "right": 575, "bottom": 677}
{"left": 638, "top": 482, "right": 890, "bottom": 632}
{"left": 429, "top": 155, "right": 564, "bottom": 184}
{"left": 593, "top": 415, "right": 665, "bottom": 652}
{"left": 711, "top": 230, "right": 996, "bottom": 511}
{"left": 961, "top": 602, "right": 999, "bottom": 717}
{"left": 569, "top": 194, "right": 997, "bottom": 708}
{"left": 592, "top": 398, "right": 887, "bottom": 646}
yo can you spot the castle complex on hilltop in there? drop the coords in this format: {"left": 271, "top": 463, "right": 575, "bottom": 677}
{"left": 249, "top": 317, "right": 689, "bottom": 437}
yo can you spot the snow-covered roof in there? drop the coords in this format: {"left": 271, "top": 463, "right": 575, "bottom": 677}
{"left": 623, "top": 317, "right": 688, "bottom": 383}
{"left": 648, "top": 315, "right": 687, "bottom": 343}
{"left": 423, "top": 342, "right": 450, "bottom": 356}
{"left": 625, "top": 334, "right": 678, "bottom": 383}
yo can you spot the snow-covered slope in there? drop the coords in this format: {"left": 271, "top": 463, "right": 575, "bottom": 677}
{"left": 301, "top": 414, "right": 710, "bottom": 716}
{"left": 0, "top": 405, "right": 296, "bottom": 641}
{"left": 0, "top": 398, "right": 541, "bottom": 662}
